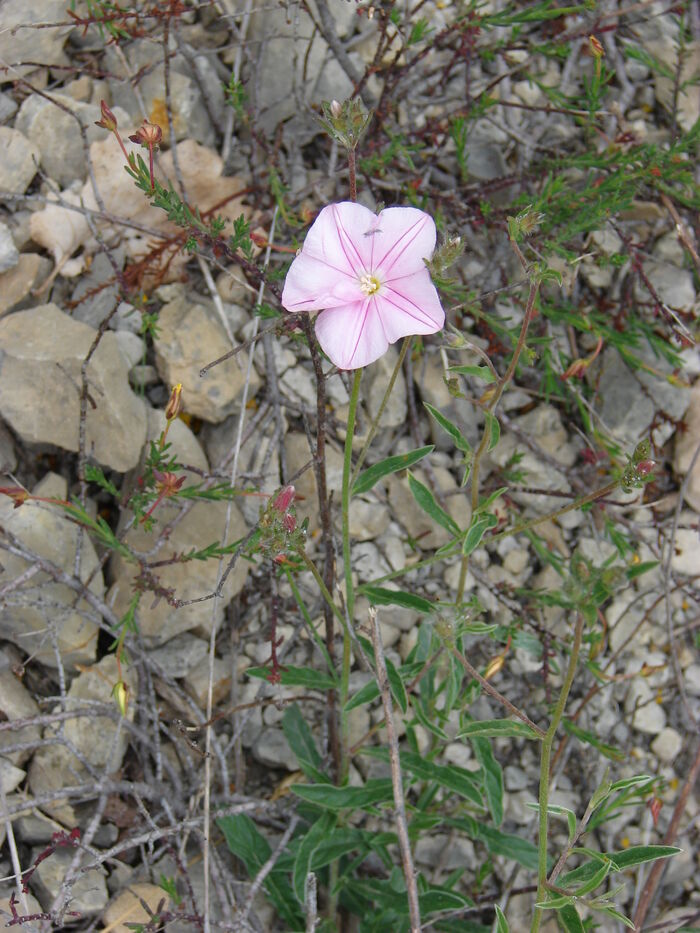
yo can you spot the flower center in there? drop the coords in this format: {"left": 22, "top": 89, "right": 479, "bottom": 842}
{"left": 359, "top": 272, "right": 381, "bottom": 296}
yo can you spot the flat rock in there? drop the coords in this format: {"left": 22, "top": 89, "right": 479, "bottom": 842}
{"left": 149, "top": 632, "right": 209, "bottom": 679}
{"left": 650, "top": 727, "right": 683, "bottom": 763}
{"left": 28, "top": 655, "right": 136, "bottom": 825}
{"left": 625, "top": 679, "right": 666, "bottom": 734}
{"left": 0, "top": 303, "right": 147, "bottom": 470}
{"left": 0, "top": 222, "right": 19, "bottom": 274}
{"left": 0, "top": 894, "right": 43, "bottom": 925}
{"left": 596, "top": 348, "right": 656, "bottom": 446}
{"left": 0, "top": 473, "right": 103, "bottom": 670}
{"left": 0, "top": 0, "right": 71, "bottom": 79}
{"left": 0, "top": 127, "right": 40, "bottom": 195}
{"left": 102, "top": 883, "right": 171, "bottom": 933}
{"left": 0, "top": 758, "right": 25, "bottom": 794}
{"left": 15, "top": 94, "right": 129, "bottom": 187}
{"left": 252, "top": 728, "right": 299, "bottom": 771}
{"left": 0, "top": 651, "right": 41, "bottom": 765}
{"left": 674, "top": 379, "right": 700, "bottom": 511}
{"left": 28, "top": 845, "right": 108, "bottom": 917}
{"left": 154, "top": 295, "right": 260, "bottom": 423}
{"left": 108, "top": 411, "right": 250, "bottom": 644}
{"left": 70, "top": 248, "right": 125, "bottom": 330}
{"left": 367, "top": 346, "right": 408, "bottom": 429}
{"left": 284, "top": 431, "right": 344, "bottom": 533}
{"left": 0, "top": 419, "right": 17, "bottom": 472}
{"left": 0, "top": 253, "right": 52, "bottom": 317}
{"left": 670, "top": 520, "right": 700, "bottom": 576}
{"left": 185, "top": 654, "right": 232, "bottom": 709}
{"left": 635, "top": 259, "right": 696, "bottom": 314}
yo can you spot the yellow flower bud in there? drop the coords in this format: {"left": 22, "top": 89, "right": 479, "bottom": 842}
{"left": 112, "top": 680, "right": 129, "bottom": 717}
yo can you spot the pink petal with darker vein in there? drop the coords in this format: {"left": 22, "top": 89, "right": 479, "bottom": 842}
{"left": 314, "top": 300, "right": 389, "bottom": 370}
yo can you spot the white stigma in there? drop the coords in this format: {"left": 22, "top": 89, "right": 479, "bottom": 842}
{"left": 359, "top": 272, "right": 381, "bottom": 296}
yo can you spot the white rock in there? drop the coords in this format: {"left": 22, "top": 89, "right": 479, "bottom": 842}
{"left": 0, "top": 0, "right": 71, "bottom": 79}
{"left": 0, "top": 253, "right": 52, "bottom": 317}
{"left": 670, "top": 520, "right": 700, "bottom": 576}
{"left": 154, "top": 295, "right": 260, "bottom": 423}
{"left": 650, "top": 727, "right": 683, "bottom": 763}
{"left": 0, "top": 758, "right": 25, "bottom": 794}
{"left": 0, "top": 474, "right": 103, "bottom": 670}
{"left": 252, "top": 728, "right": 299, "bottom": 771}
{"left": 0, "top": 222, "right": 19, "bottom": 274}
{"left": 0, "top": 651, "right": 41, "bottom": 765}
{"left": 674, "top": 379, "right": 700, "bottom": 511}
{"left": 0, "top": 304, "right": 147, "bottom": 470}
{"left": 0, "top": 126, "right": 40, "bottom": 196}
{"left": 625, "top": 679, "right": 666, "bottom": 734}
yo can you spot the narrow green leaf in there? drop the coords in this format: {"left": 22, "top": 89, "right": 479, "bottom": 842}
{"left": 462, "top": 512, "right": 498, "bottom": 555}
{"left": 556, "top": 903, "right": 586, "bottom": 932}
{"left": 407, "top": 471, "right": 462, "bottom": 536}
{"left": 292, "top": 779, "right": 394, "bottom": 810}
{"left": 448, "top": 364, "right": 497, "bottom": 383}
{"left": 494, "top": 904, "right": 509, "bottom": 932}
{"left": 247, "top": 665, "right": 337, "bottom": 690}
{"left": 449, "top": 815, "right": 540, "bottom": 870}
{"left": 362, "top": 584, "right": 435, "bottom": 614}
{"left": 398, "top": 750, "right": 484, "bottom": 808}
{"left": 475, "top": 485, "right": 509, "bottom": 515}
{"left": 562, "top": 719, "right": 624, "bottom": 761}
{"left": 424, "top": 403, "right": 472, "bottom": 453}
{"left": 352, "top": 445, "right": 434, "bottom": 495}
{"left": 570, "top": 860, "right": 611, "bottom": 897}
{"left": 386, "top": 655, "right": 408, "bottom": 713}
{"left": 293, "top": 811, "right": 336, "bottom": 902}
{"left": 282, "top": 705, "right": 328, "bottom": 783}
{"left": 560, "top": 846, "right": 680, "bottom": 888}
{"left": 345, "top": 679, "right": 380, "bottom": 711}
{"left": 472, "top": 737, "right": 504, "bottom": 826}
{"left": 625, "top": 560, "right": 659, "bottom": 580}
{"left": 483, "top": 411, "right": 500, "bottom": 450}
{"left": 458, "top": 720, "right": 539, "bottom": 740}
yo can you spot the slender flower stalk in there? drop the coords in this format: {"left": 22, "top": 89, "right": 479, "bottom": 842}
{"left": 341, "top": 369, "right": 362, "bottom": 779}
{"left": 531, "top": 611, "right": 585, "bottom": 933}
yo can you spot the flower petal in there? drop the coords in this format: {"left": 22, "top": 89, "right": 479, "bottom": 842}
{"left": 372, "top": 207, "right": 436, "bottom": 280}
{"left": 314, "top": 300, "right": 389, "bottom": 370}
{"left": 303, "top": 202, "right": 376, "bottom": 276}
{"left": 377, "top": 270, "right": 445, "bottom": 342}
{"left": 282, "top": 250, "right": 363, "bottom": 311}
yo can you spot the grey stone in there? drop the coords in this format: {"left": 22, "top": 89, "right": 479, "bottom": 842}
{"left": 104, "top": 42, "right": 214, "bottom": 146}
{"left": 625, "top": 679, "right": 666, "bottom": 734}
{"left": 109, "top": 411, "right": 250, "bottom": 644}
{"left": 15, "top": 94, "right": 129, "bottom": 187}
{"left": 149, "top": 632, "right": 209, "bottom": 679}
{"left": 414, "top": 833, "right": 476, "bottom": 870}
{"left": 670, "top": 522, "right": 700, "bottom": 576}
{"left": 28, "top": 846, "right": 108, "bottom": 916}
{"left": 674, "top": 379, "right": 700, "bottom": 511}
{"left": 28, "top": 655, "right": 136, "bottom": 825}
{"left": 0, "top": 222, "right": 19, "bottom": 274}
{"left": 0, "top": 759, "right": 25, "bottom": 794}
{"left": 0, "top": 0, "right": 71, "bottom": 80}
{"left": 12, "top": 810, "right": 62, "bottom": 845}
{"left": 597, "top": 348, "right": 656, "bottom": 446}
{"left": 416, "top": 352, "right": 482, "bottom": 450}
{"left": 70, "top": 249, "right": 125, "bottom": 330}
{"left": 0, "top": 474, "right": 103, "bottom": 671}
{"left": 635, "top": 259, "right": 696, "bottom": 314}
{"left": 115, "top": 330, "right": 144, "bottom": 370}
{"left": 504, "top": 765, "right": 530, "bottom": 791}
{"left": 0, "top": 651, "right": 41, "bottom": 765}
{"left": 103, "top": 883, "right": 171, "bottom": 932}
{"left": 466, "top": 143, "right": 508, "bottom": 181}
{"left": 247, "top": 0, "right": 355, "bottom": 134}
{"left": 0, "top": 304, "right": 147, "bottom": 470}
{"left": 252, "top": 728, "right": 299, "bottom": 771}
{"left": 0, "top": 127, "right": 40, "bottom": 195}
{"left": 349, "top": 497, "right": 390, "bottom": 541}
{"left": 284, "top": 431, "right": 344, "bottom": 533}
{"left": 185, "top": 655, "right": 232, "bottom": 709}
{"left": 367, "top": 345, "right": 408, "bottom": 429}
{"left": 650, "top": 727, "right": 683, "bottom": 763}
{"left": 0, "top": 92, "right": 18, "bottom": 124}
{"left": 154, "top": 295, "right": 260, "bottom": 423}
{"left": 0, "top": 253, "right": 52, "bottom": 317}
{"left": 0, "top": 894, "right": 42, "bottom": 926}
{"left": 0, "top": 420, "right": 16, "bottom": 472}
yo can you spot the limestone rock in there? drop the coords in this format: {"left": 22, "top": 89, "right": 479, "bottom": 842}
{"left": 674, "top": 379, "right": 700, "bottom": 511}
{"left": 108, "top": 411, "right": 250, "bottom": 644}
{"left": 0, "top": 651, "right": 41, "bottom": 765}
{"left": 28, "top": 845, "right": 108, "bottom": 916}
{"left": 0, "top": 253, "right": 52, "bottom": 317}
{"left": 15, "top": 94, "right": 129, "bottom": 187}
{"left": 0, "top": 127, "right": 40, "bottom": 196}
{"left": 0, "top": 222, "right": 19, "bottom": 274}
{"left": 0, "top": 304, "right": 147, "bottom": 470}
{"left": 0, "top": 0, "right": 71, "bottom": 79}
{"left": 284, "top": 431, "right": 344, "bottom": 533}
{"left": 252, "top": 728, "right": 299, "bottom": 771}
{"left": 154, "top": 295, "right": 260, "bottom": 423}
{"left": 28, "top": 655, "right": 136, "bottom": 824}
{"left": 102, "top": 883, "right": 171, "bottom": 933}
{"left": 0, "top": 474, "right": 103, "bottom": 670}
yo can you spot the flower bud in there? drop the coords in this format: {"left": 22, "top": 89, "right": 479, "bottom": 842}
{"left": 589, "top": 35, "right": 605, "bottom": 58}
{"left": 95, "top": 100, "right": 118, "bottom": 132}
{"left": 165, "top": 383, "right": 183, "bottom": 421}
{"left": 112, "top": 680, "right": 129, "bottom": 717}
{"left": 635, "top": 459, "right": 655, "bottom": 477}
{"left": 129, "top": 120, "right": 163, "bottom": 148}
{"left": 272, "top": 485, "right": 295, "bottom": 513}
{"left": 330, "top": 99, "right": 342, "bottom": 119}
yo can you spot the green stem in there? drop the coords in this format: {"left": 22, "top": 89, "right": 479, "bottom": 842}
{"left": 301, "top": 552, "right": 345, "bottom": 628}
{"left": 531, "top": 610, "right": 585, "bottom": 932}
{"left": 350, "top": 337, "right": 410, "bottom": 489}
{"left": 456, "top": 279, "right": 539, "bottom": 603}
{"left": 341, "top": 369, "right": 363, "bottom": 780}
{"left": 492, "top": 479, "right": 619, "bottom": 542}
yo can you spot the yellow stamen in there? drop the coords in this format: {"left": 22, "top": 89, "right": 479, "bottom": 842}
{"left": 359, "top": 272, "right": 381, "bottom": 296}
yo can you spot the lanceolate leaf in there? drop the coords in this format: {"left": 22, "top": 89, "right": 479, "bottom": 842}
{"left": 424, "top": 402, "right": 472, "bottom": 453}
{"left": 458, "top": 720, "right": 540, "bottom": 740}
{"left": 361, "top": 584, "right": 435, "bottom": 614}
{"left": 407, "top": 471, "right": 462, "bottom": 536}
{"left": 292, "top": 811, "right": 336, "bottom": 902}
{"left": 352, "top": 445, "right": 434, "bottom": 495}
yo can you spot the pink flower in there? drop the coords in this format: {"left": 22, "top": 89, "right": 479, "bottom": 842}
{"left": 281, "top": 202, "right": 445, "bottom": 369}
